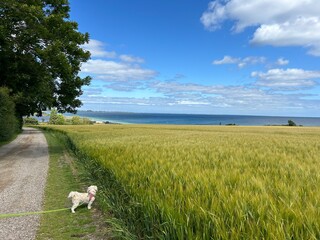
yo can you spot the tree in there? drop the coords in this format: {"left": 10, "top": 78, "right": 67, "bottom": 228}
{"left": 0, "top": 0, "right": 91, "bottom": 127}
{"left": 49, "top": 108, "right": 65, "bottom": 125}
{"left": 288, "top": 120, "right": 296, "bottom": 126}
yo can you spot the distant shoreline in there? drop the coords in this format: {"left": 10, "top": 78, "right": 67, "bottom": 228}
{"left": 34, "top": 111, "right": 320, "bottom": 126}
{"left": 70, "top": 111, "right": 320, "bottom": 127}
{"left": 78, "top": 110, "right": 320, "bottom": 119}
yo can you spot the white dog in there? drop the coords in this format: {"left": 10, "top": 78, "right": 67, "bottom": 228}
{"left": 68, "top": 185, "right": 98, "bottom": 213}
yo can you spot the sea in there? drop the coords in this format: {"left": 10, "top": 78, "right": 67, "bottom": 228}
{"left": 69, "top": 111, "right": 320, "bottom": 126}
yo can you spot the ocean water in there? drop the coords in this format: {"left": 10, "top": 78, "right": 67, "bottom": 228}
{"left": 74, "top": 111, "right": 320, "bottom": 126}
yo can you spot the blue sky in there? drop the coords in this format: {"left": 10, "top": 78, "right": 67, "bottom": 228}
{"left": 69, "top": 0, "right": 320, "bottom": 117}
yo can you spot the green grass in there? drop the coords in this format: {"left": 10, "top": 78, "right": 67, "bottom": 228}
{"left": 36, "top": 129, "right": 110, "bottom": 240}
{"left": 42, "top": 125, "right": 320, "bottom": 239}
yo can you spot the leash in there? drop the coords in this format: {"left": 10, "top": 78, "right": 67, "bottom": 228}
{"left": 0, "top": 208, "right": 70, "bottom": 219}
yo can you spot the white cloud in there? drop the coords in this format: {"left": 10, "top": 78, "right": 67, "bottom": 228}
{"left": 80, "top": 78, "right": 320, "bottom": 115}
{"left": 104, "top": 81, "right": 146, "bottom": 92}
{"left": 252, "top": 68, "right": 320, "bottom": 90}
{"left": 80, "top": 96, "right": 167, "bottom": 106}
{"left": 276, "top": 58, "right": 289, "bottom": 66}
{"left": 201, "top": 0, "right": 320, "bottom": 55}
{"left": 250, "top": 17, "right": 320, "bottom": 55}
{"left": 82, "top": 87, "right": 103, "bottom": 97}
{"left": 148, "top": 80, "right": 320, "bottom": 113}
{"left": 177, "top": 100, "right": 210, "bottom": 105}
{"left": 241, "top": 56, "right": 266, "bottom": 67}
{"left": 120, "top": 54, "right": 145, "bottom": 63}
{"left": 81, "top": 59, "right": 157, "bottom": 81}
{"left": 213, "top": 55, "right": 239, "bottom": 65}
{"left": 213, "top": 55, "right": 265, "bottom": 68}
{"left": 81, "top": 39, "right": 156, "bottom": 82}
{"left": 82, "top": 39, "right": 117, "bottom": 58}
{"left": 152, "top": 81, "right": 268, "bottom": 101}
{"left": 201, "top": 1, "right": 228, "bottom": 31}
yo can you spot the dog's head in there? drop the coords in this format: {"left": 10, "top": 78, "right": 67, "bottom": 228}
{"left": 87, "top": 185, "right": 98, "bottom": 195}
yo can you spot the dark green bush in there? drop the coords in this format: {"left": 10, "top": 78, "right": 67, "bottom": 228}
{"left": 288, "top": 120, "right": 297, "bottom": 126}
{"left": 0, "top": 87, "right": 18, "bottom": 141}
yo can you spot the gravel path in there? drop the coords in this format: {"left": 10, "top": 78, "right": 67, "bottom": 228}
{"left": 0, "top": 128, "right": 49, "bottom": 240}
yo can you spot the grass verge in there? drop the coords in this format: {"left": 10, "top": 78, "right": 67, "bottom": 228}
{"left": 36, "top": 129, "right": 111, "bottom": 240}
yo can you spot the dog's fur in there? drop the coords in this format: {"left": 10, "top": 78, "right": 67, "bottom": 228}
{"left": 68, "top": 185, "right": 98, "bottom": 213}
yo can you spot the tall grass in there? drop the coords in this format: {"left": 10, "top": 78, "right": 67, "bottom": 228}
{"left": 45, "top": 125, "right": 320, "bottom": 239}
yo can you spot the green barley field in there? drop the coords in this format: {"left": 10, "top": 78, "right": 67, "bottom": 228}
{"left": 46, "top": 125, "right": 320, "bottom": 239}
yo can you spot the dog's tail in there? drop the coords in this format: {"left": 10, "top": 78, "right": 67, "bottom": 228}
{"left": 68, "top": 191, "right": 76, "bottom": 198}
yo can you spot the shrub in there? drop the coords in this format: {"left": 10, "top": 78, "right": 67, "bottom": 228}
{"left": 71, "top": 116, "right": 81, "bottom": 125}
{"left": 70, "top": 116, "right": 94, "bottom": 125}
{"left": 82, "top": 117, "right": 93, "bottom": 125}
{"left": 0, "top": 87, "right": 18, "bottom": 141}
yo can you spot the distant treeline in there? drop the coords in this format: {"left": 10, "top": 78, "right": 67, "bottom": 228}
{"left": 23, "top": 109, "right": 95, "bottom": 126}
{"left": 265, "top": 120, "right": 302, "bottom": 127}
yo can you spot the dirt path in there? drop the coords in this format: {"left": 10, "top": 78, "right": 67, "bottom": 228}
{"left": 0, "top": 128, "right": 49, "bottom": 240}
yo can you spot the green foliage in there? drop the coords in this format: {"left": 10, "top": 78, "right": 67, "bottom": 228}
{"left": 23, "top": 117, "right": 39, "bottom": 125}
{"left": 0, "top": 0, "right": 91, "bottom": 119}
{"left": 45, "top": 125, "right": 320, "bottom": 239}
{"left": 71, "top": 116, "right": 81, "bottom": 125}
{"left": 0, "top": 87, "right": 18, "bottom": 141}
{"left": 288, "top": 119, "right": 297, "bottom": 126}
{"left": 70, "top": 116, "right": 93, "bottom": 125}
{"left": 49, "top": 108, "right": 65, "bottom": 125}
{"left": 82, "top": 117, "right": 93, "bottom": 125}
